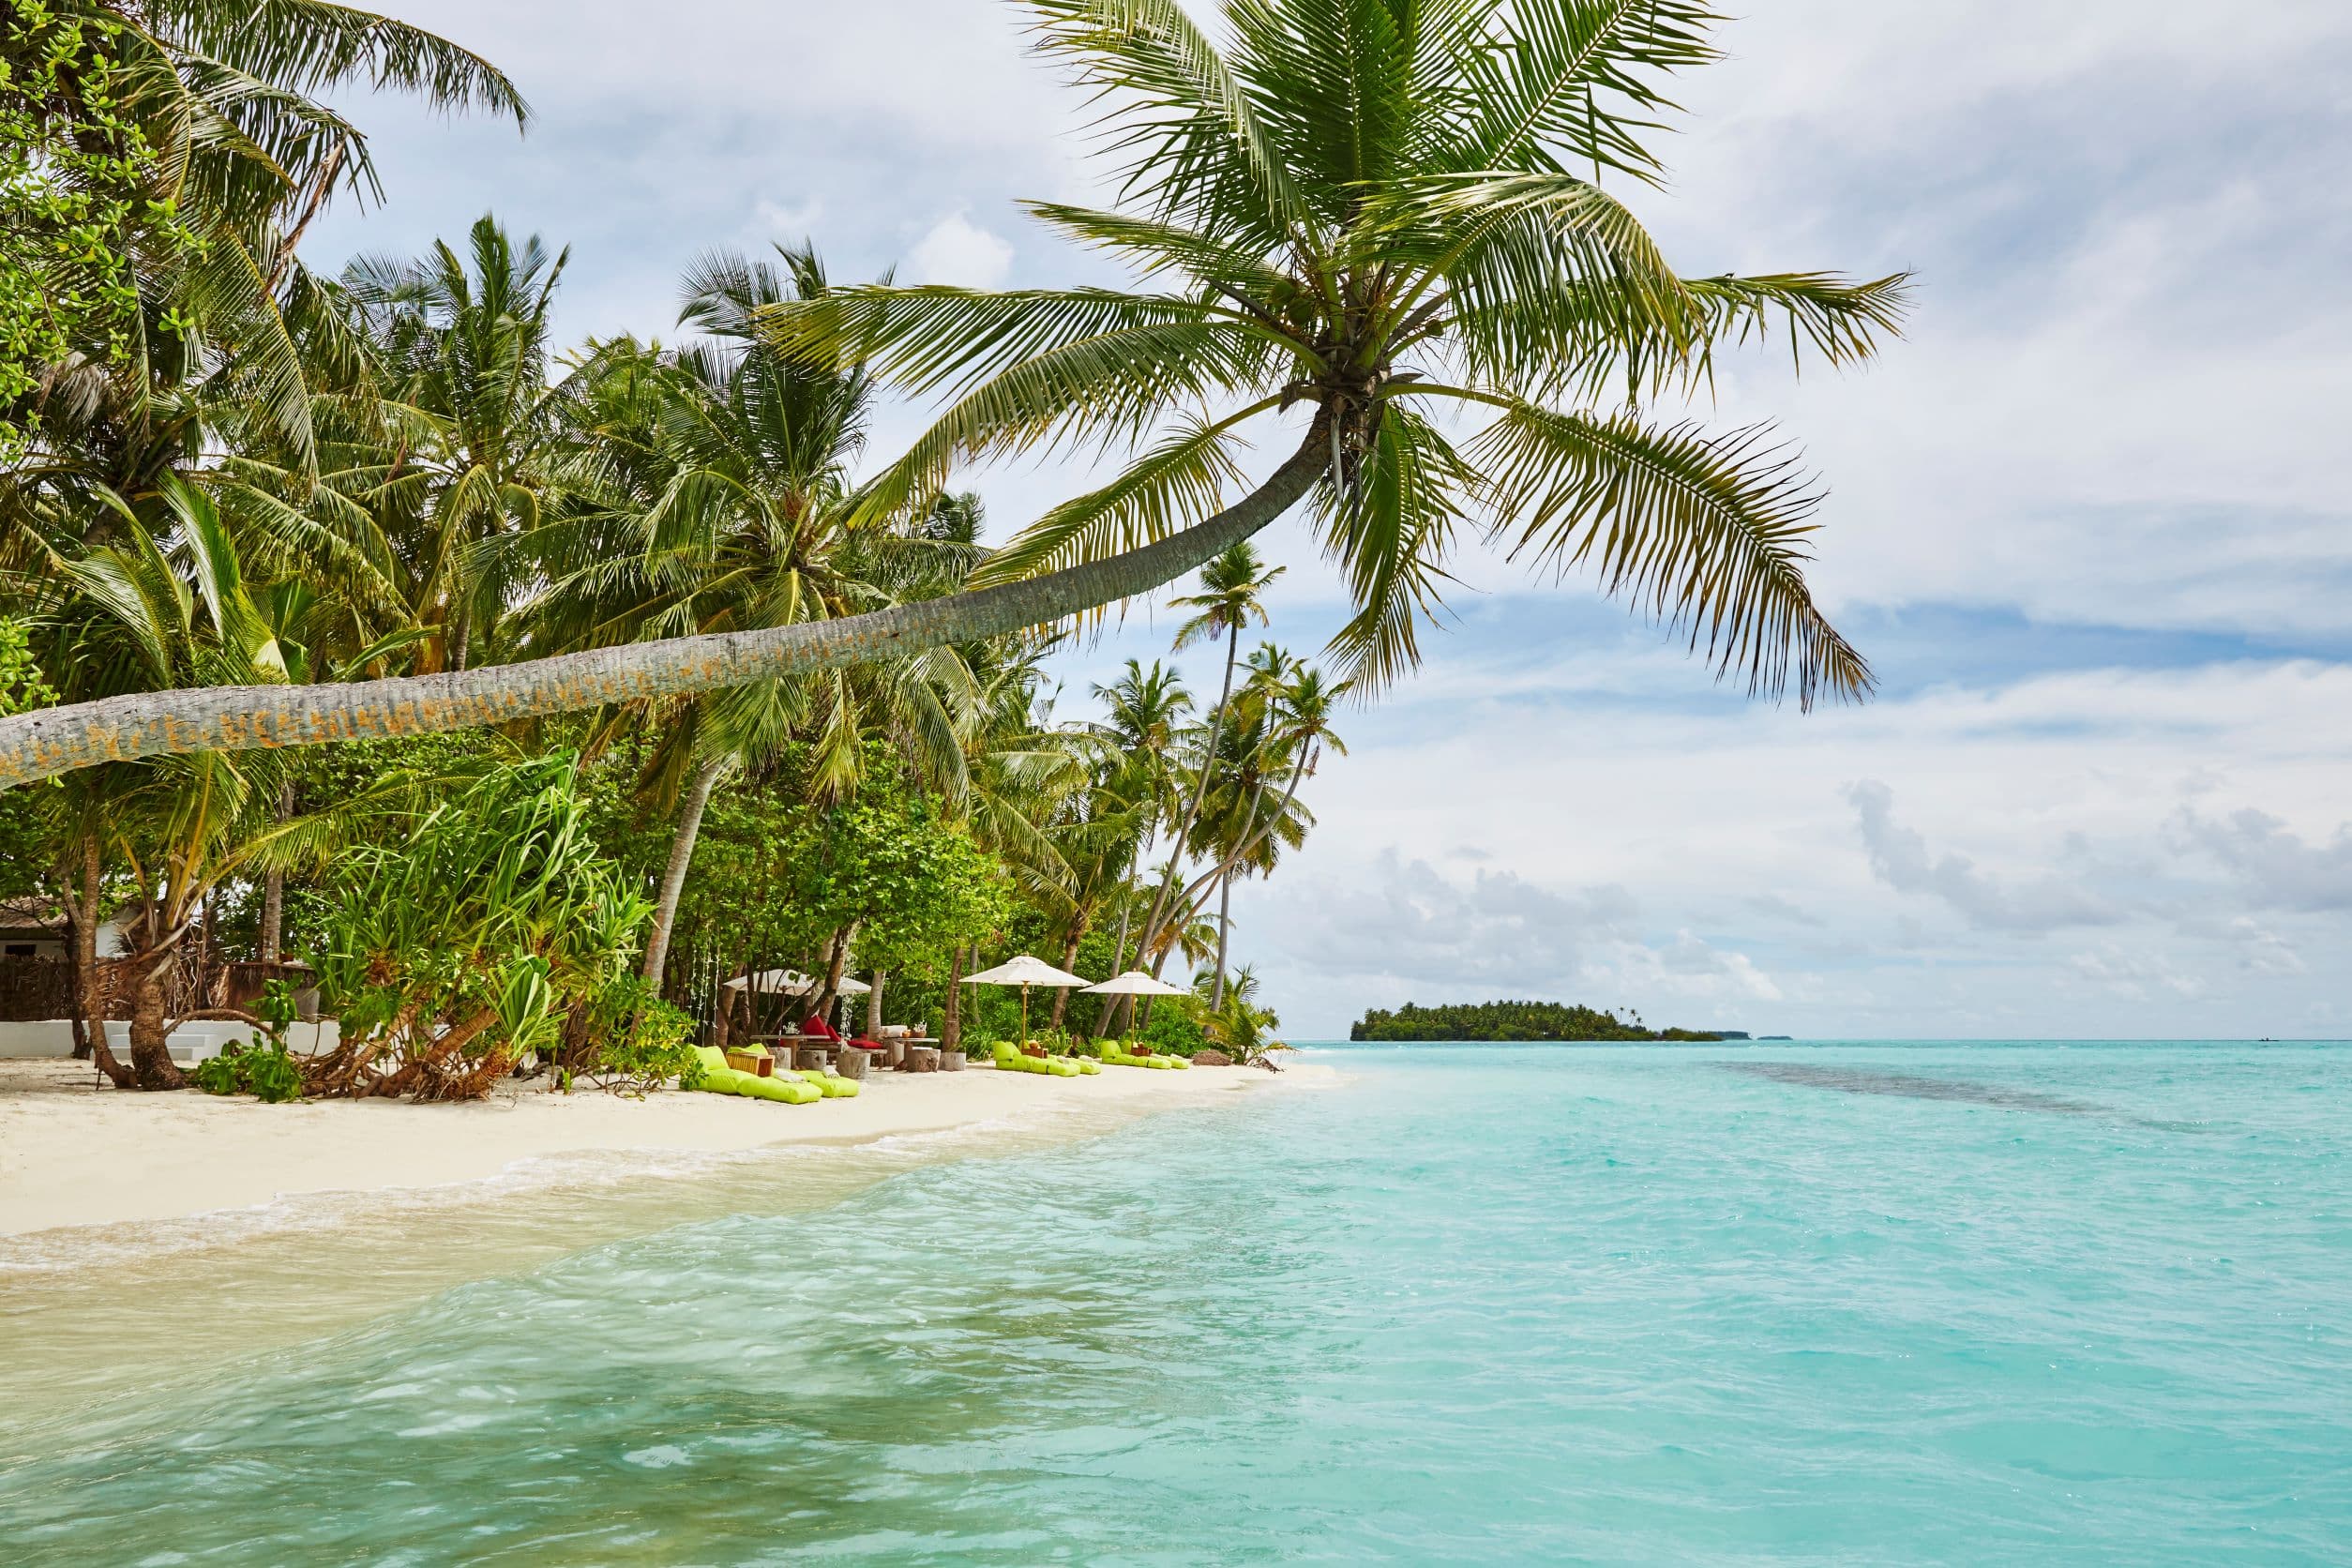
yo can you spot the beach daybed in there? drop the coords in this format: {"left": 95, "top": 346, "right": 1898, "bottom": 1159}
{"left": 993, "top": 1041, "right": 1085, "bottom": 1078}
{"left": 1095, "top": 1039, "right": 1184, "bottom": 1070}
{"left": 742, "top": 1042, "right": 861, "bottom": 1098}
{"left": 690, "top": 1045, "right": 822, "bottom": 1104}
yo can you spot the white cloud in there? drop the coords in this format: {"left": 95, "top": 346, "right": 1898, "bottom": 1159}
{"left": 906, "top": 213, "right": 1015, "bottom": 288}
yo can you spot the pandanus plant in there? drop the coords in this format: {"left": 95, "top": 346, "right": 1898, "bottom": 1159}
{"left": 0, "top": 0, "right": 1904, "bottom": 786}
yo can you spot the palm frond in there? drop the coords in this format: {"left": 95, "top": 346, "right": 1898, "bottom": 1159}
{"left": 1464, "top": 399, "right": 1871, "bottom": 707}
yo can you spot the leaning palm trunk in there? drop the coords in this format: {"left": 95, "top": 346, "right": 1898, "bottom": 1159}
{"left": 641, "top": 757, "right": 728, "bottom": 988}
{"left": 0, "top": 434, "right": 1329, "bottom": 789}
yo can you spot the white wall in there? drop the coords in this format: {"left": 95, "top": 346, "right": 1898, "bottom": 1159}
{"left": 0, "top": 1019, "right": 341, "bottom": 1061}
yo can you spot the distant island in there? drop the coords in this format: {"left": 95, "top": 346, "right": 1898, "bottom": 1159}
{"left": 1350, "top": 1002, "right": 1726, "bottom": 1042}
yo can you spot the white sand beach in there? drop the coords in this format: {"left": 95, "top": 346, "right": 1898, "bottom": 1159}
{"left": 0, "top": 1057, "right": 1277, "bottom": 1240}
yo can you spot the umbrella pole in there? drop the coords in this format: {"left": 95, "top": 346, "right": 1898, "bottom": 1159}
{"left": 1020, "top": 984, "right": 1031, "bottom": 1050}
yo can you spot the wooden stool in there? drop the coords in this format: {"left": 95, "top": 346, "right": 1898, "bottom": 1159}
{"left": 903, "top": 1045, "right": 941, "bottom": 1073}
{"left": 937, "top": 1047, "right": 963, "bottom": 1072}
{"left": 834, "top": 1048, "right": 869, "bottom": 1080}
{"left": 794, "top": 1046, "right": 835, "bottom": 1072}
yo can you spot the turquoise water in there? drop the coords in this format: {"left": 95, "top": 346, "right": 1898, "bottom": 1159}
{"left": 5, "top": 1043, "right": 2349, "bottom": 1563}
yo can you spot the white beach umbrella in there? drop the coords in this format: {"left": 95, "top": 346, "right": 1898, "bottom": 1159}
{"left": 1078, "top": 970, "right": 1187, "bottom": 996}
{"left": 1079, "top": 970, "right": 1189, "bottom": 1048}
{"left": 721, "top": 968, "right": 870, "bottom": 996}
{"left": 963, "top": 955, "right": 1092, "bottom": 1048}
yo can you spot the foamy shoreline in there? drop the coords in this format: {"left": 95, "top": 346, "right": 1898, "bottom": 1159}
{"left": 0, "top": 1056, "right": 1295, "bottom": 1244}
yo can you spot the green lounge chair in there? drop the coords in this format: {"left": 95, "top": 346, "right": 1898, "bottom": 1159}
{"left": 781, "top": 1066, "right": 860, "bottom": 1099}
{"left": 993, "top": 1040, "right": 1084, "bottom": 1078}
{"left": 1094, "top": 1039, "right": 1183, "bottom": 1070}
{"left": 733, "top": 1043, "right": 861, "bottom": 1098}
{"left": 690, "top": 1046, "right": 822, "bottom": 1104}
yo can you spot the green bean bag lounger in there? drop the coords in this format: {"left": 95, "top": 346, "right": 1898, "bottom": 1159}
{"left": 993, "top": 1041, "right": 1085, "bottom": 1078}
{"left": 782, "top": 1067, "right": 860, "bottom": 1098}
{"left": 1095, "top": 1039, "right": 1177, "bottom": 1070}
{"left": 729, "top": 1043, "right": 860, "bottom": 1097}
{"left": 690, "top": 1046, "right": 822, "bottom": 1104}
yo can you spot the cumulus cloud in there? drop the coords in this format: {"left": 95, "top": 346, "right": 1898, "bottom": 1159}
{"left": 907, "top": 212, "right": 1016, "bottom": 288}
{"left": 1844, "top": 781, "right": 2120, "bottom": 933}
{"left": 2173, "top": 807, "right": 2352, "bottom": 912}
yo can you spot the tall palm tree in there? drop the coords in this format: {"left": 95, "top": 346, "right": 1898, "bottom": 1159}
{"left": 0, "top": 0, "right": 1903, "bottom": 786}
{"left": 517, "top": 246, "right": 982, "bottom": 988}
{"left": 1135, "top": 539, "right": 1282, "bottom": 967}
{"left": 1190, "top": 645, "right": 1341, "bottom": 1003}
{"left": 339, "top": 216, "right": 579, "bottom": 672}
{"left": 1082, "top": 656, "right": 1190, "bottom": 1029}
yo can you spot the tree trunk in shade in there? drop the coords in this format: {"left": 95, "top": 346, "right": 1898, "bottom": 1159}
{"left": 259, "top": 778, "right": 294, "bottom": 963}
{"left": 73, "top": 835, "right": 129, "bottom": 1085}
{"left": 641, "top": 756, "right": 727, "bottom": 988}
{"left": 0, "top": 431, "right": 1329, "bottom": 788}
{"left": 127, "top": 955, "right": 188, "bottom": 1091}
{"left": 942, "top": 945, "right": 964, "bottom": 1054}
{"left": 1048, "top": 922, "right": 1085, "bottom": 1030}
{"left": 866, "top": 970, "right": 885, "bottom": 1036}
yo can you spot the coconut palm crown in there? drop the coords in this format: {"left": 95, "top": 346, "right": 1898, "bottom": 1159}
{"left": 761, "top": 0, "right": 1907, "bottom": 703}
{"left": 0, "top": 0, "right": 1904, "bottom": 788}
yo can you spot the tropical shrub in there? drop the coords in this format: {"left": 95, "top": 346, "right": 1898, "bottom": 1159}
{"left": 1204, "top": 993, "right": 1284, "bottom": 1066}
{"left": 302, "top": 755, "right": 651, "bottom": 1101}
{"left": 190, "top": 1039, "right": 302, "bottom": 1103}
{"left": 1139, "top": 994, "right": 1211, "bottom": 1059}
{"left": 581, "top": 975, "right": 702, "bottom": 1093}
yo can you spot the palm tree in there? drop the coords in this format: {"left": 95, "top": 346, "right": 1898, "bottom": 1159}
{"left": 514, "top": 247, "right": 984, "bottom": 989}
{"left": 339, "top": 217, "right": 579, "bottom": 672}
{"left": 2, "top": 1, "right": 526, "bottom": 460}
{"left": 0, "top": 0, "right": 1902, "bottom": 786}
{"left": 1090, "top": 657, "right": 1190, "bottom": 966}
{"left": 1133, "top": 539, "right": 1281, "bottom": 967}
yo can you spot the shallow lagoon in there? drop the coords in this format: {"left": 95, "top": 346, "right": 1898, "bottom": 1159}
{"left": 4, "top": 1043, "right": 2346, "bottom": 1563}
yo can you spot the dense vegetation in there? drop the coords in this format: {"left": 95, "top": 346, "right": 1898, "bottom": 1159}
{"left": 1351, "top": 1002, "right": 1724, "bottom": 1043}
{"left": 0, "top": 1, "right": 1896, "bottom": 1098}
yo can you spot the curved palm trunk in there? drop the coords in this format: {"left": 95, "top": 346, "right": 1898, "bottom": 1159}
{"left": 640, "top": 756, "right": 727, "bottom": 989}
{"left": 0, "top": 430, "right": 1329, "bottom": 789}
{"left": 128, "top": 955, "right": 188, "bottom": 1091}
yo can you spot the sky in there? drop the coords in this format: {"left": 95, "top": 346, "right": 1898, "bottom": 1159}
{"left": 308, "top": 1, "right": 2352, "bottom": 1040}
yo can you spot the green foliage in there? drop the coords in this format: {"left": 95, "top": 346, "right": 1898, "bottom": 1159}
{"left": 1204, "top": 992, "right": 1283, "bottom": 1063}
{"left": 1350, "top": 1001, "right": 1722, "bottom": 1043}
{"left": 1139, "top": 993, "right": 1211, "bottom": 1058}
{"left": 0, "top": 618, "right": 56, "bottom": 716}
{"left": 0, "top": 2, "right": 174, "bottom": 446}
{"left": 308, "top": 754, "right": 652, "bottom": 1098}
{"left": 583, "top": 974, "right": 702, "bottom": 1093}
{"left": 190, "top": 1040, "right": 302, "bottom": 1103}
